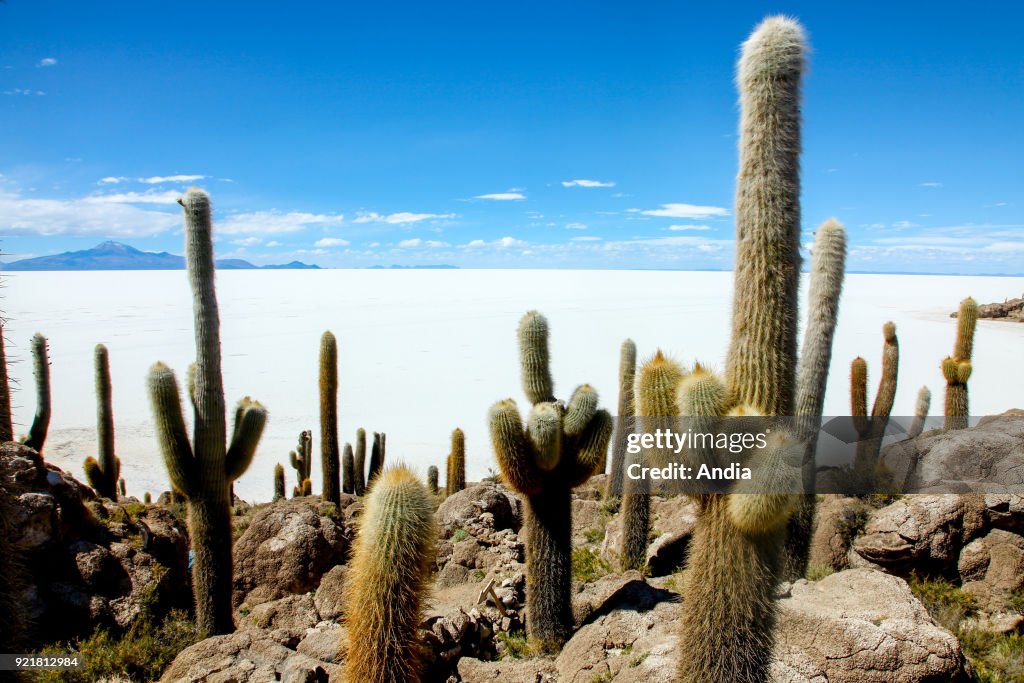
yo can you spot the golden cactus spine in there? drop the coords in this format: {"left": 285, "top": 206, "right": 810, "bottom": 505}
{"left": 147, "top": 188, "right": 268, "bottom": 636}
{"left": 944, "top": 297, "right": 977, "bottom": 429}
{"left": 84, "top": 344, "right": 121, "bottom": 499}
{"left": 488, "top": 311, "right": 612, "bottom": 653}
{"left": 605, "top": 339, "right": 637, "bottom": 500}
{"left": 343, "top": 466, "right": 436, "bottom": 683}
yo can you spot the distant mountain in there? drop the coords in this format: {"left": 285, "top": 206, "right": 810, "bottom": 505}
{"left": 0, "top": 242, "right": 319, "bottom": 271}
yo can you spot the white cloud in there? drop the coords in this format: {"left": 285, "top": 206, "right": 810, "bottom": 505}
{"left": 473, "top": 192, "right": 526, "bottom": 201}
{"left": 397, "top": 238, "right": 450, "bottom": 248}
{"left": 38, "top": 58, "right": 58, "bottom": 67}
{"left": 565, "top": 222, "right": 588, "bottom": 230}
{"left": 99, "top": 176, "right": 128, "bottom": 184}
{"left": 315, "top": 237, "right": 350, "bottom": 248}
{"left": 219, "top": 210, "right": 344, "bottom": 235}
{"left": 3, "top": 89, "right": 45, "bottom": 96}
{"left": 919, "top": 182, "right": 943, "bottom": 187}
{"left": 139, "top": 174, "right": 206, "bottom": 184}
{"left": 354, "top": 211, "right": 455, "bottom": 224}
{"left": 891, "top": 220, "right": 920, "bottom": 230}
{"left": 232, "top": 237, "right": 263, "bottom": 247}
{"left": 571, "top": 236, "right": 602, "bottom": 241}
{"left": 266, "top": 241, "right": 282, "bottom": 248}
{"left": 666, "top": 224, "right": 711, "bottom": 231}
{"left": 561, "top": 179, "right": 615, "bottom": 188}
{"left": 628, "top": 203, "right": 729, "bottom": 219}
{"left": 463, "top": 236, "right": 527, "bottom": 249}
{"left": 84, "top": 190, "right": 182, "bottom": 205}
{"left": 0, "top": 190, "right": 178, "bottom": 237}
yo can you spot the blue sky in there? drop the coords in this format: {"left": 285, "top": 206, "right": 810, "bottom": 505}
{"left": 1, "top": 2, "right": 1021, "bottom": 273}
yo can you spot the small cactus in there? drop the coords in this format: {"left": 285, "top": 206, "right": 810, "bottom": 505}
{"left": 944, "top": 297, "right": 977, "bottom": 429}
{"left": 273, "top": 463, "right": 286, "bottom": 501}
{"left": 301, "top": 478, "right": 312, "bottom": 497}
{"left": 24, "top": 332, "right": 51, "bottom": 453}
{"left": 427, "top": 465, "right": 439, "bottom": 495}
{"left": 488, "top": 311, "right": 612, "bottom": 653}
{"left": 448, "top": 428, "right": 466, "bottom": 495}
{"left": 354, "top": 428, "right": 367, "bottom": 495}
{"left": 320, "top": 331, "right": 341, "bottom": 507}
{"left": 117, "top": 478, "right": 126, "bottom": 498}
{"left": 908, "top": 386, "right": 931, "bottom": 439}
{"left": 147, "top": 188, "right": 268, "bottom": 636}
{"left": 143, "top": 491, "right": 152, "bottom": 505}
{"left": 605, "top": 339, "right": 637, "bottom": 500}
{"left": 342, "top": 443, "right": 355, "bottom": 495}
{"left": 84, "top": 344, "right": 121, "bottom": 499}
{"left": 290, "top": 430, "right": 312, "bottom": 497}
{"left": 851, "top": 322, "right": 899, "bottom": 482}
{"left": 343, "top": 465, "right": 436, "bottom": 683}
{"left": 368, "top": 432, "right": 384, "bottom": 487}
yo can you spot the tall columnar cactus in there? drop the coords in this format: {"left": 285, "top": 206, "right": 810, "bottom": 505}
{"left": 343, "top": 465, "right": 436, "bottom": 683}
{"left": 368, "top": 431, "right": 384, "bottom": 487}
{"left": 147, "top": 187, "right": 268, "bottom": 636}
{"left": 427, "top": 465, "right": 439, "bottom": 495}
{"left": 675, "top": 17, "right": 809, "bottom": 683}
{"left": 784, "top": 219, "right": 847, "bottom": 580}
{"left": 908, "top": 386, "right": 931, "bottom": 439}
{"left": 290, "top": 430, "right": 312, "bottom": 497}
{"left": 320, "top": 331, "right": 341, "bottom": 507}
{"left": 621, "top": 351, "right": 683, "bottom": 570}
{"left": 118, "top": 477, "right": 127, "bottom": 498}
{"left": 84, "top": 344, "right": 121, "bottom": 499}
{"left": 0, "top": 315, "right": 12, "bottom": 442}
{"left": 851, "top": 322, "right": 899, "bottom": 482}
{"left": 342, "top": 443, "right": 355, "bottom": 495}
{"left": 273, "top": 463, "right": 286, "bottom": 501}
{"left": 24, "top": 332, "right": 51, "bottom": 453}
{"left": 448, "top": 428, "right": 466, "bottom": 495}
{"left": 944, "top": 297, "right": 977, "bottom": 430}
{"left": 354, "top": 428, "right": 367, "bottom": 496}
{"left": 489, "top": 311, "right": 613, "bottom": 653}
{"left": 605, "top": 339, "right": 637, "bottom": 500}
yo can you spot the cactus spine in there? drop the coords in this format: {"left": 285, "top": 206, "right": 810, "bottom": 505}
{"left": 676, "top": 17, "right": 808, "bottom": 683}
{"left": 320, "top": 331, "right": 341, "bottom": 507}
{"left": 621, "top": 351, "right": 683, "bottom": 570}
{"left": 24, "top": 332, "right": 51, "bottom": 453}
{"left": 290, "top": 430, "right": 312, "bottom": 497}
{"left": 343, "top": 465, "right": 436, "bottom": 683}
{"left": 784, "top": 219, "right": 847, "bottom": 580}
{"left": 342, "top": 443, "right": 355, "bottom": 495}
{"left": 273, "top": 463, "right": 286, "bottom": 501}
{"left": 84, "top": 344, "right": 121, "bottom": 499}
{"left": 448, "top": 428, "right": 466, "bottom": 494}
{"left": 488, "top": 311, "right": 612, "bottom": 653}
{"left": 908, "top": 386, "right": 931, "bottom": 439}
{"left": 147, "top": 188, "right": 268, "bottom": 636}
{"left": 0, "top": 315, "right": 12, "bottom": 442}
{"left": 368, "top": 431, "right": 384, "bottom": 487}
{"left": 605, "top": 339, "right": 637, "bottom": 500}
{"left": 354, "top": 428, "right": 367, "bottom": 495}
{"left": 944, "top": 297, "right": 977, "bottom": 429}
{"left": 427, "top": 465, "right": 439, "bottom": 495}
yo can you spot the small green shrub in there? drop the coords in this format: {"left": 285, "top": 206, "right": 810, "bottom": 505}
{"left": 835, "top": 502, "right": 870, "bottom": 546}
{"left": 806, "top": 564, "right": 835, "bottom": 582}
{"left": 572, "top": 547, "right": 612, "bottom": 583}
{"left": 583, "top": 526, "right": 605, "bottom": 544}
{"left": 497, "top": 630, "right": 531, "bottom": 659}
{"left": 908, "top": 573, "right": 977, "bottom": 634}
{"left": 451, "top": 528, "right": 470, "bottom": 543}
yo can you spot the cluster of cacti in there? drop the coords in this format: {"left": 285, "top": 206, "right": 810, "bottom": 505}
{"left": 342, "top": 465, "right": 436, "bottom": 683}
{"left": 354, "top": 428, "right": 367, "bottom": 495}
{"left": 784, "top": 219, "right": 847, "bottom": 579}
{"left": 446, "top": 427, "right": 466, "bottom": 495}
{"left": 273, "top": 463, "right": 286, "bottom": 501}
{"left": 0, "top": 314, "right": 12, "bottom": 442}
{"left": 944, "top": 296, "right": 977, "bottom": 429}
{"left": 489, "top": 311, "right": 612, "bottom": 653}
{"left": 604, "top": 339, "right": 636, "bottom": 500}
{"left": 23, "top": 332, "right": 51, "bottom": 453}
{"left": 290, "top": 430, "right": 313, "bottom": 497}
{"left": 850, "top": 321, "right": 899, "bottom": 484}
{"left": 84, "top": 344, "right": 122, "bottom": 499}
{"left": 426, "top": 465, "right": 439, "bottom": 494}
{"left": 342, "top": 443, "right": 355, "bottom": 494}
{"left": 320, "top": 331, "right": 341, "bottom": 507}
{"left": 147, "top": 187, "right": 268, "bottom": 635}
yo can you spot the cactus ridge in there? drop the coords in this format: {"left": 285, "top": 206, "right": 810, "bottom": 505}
{"left": 343, "top": 465, "right": 436, "bottom": 683}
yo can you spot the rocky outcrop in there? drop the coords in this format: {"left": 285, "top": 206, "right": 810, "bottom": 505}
{"left": 953, "top": 297, "right": 1024, "bottom": 322}
{"left": 958, "top": 528, "right": 1024, "bottom": 612}
{"left": 775, "top": 569, "right": 972, "bottom": 682}
{"left": 436, "top": 483, "right": 521, "bottom": 539}
{"left": 1, "top": 442, "right": 190, "bottom": 644}
{"left": 159, "top": 629, "right": 337, "bottom": 682}
{"left": 232, "top": 496, "right": 354, "bottom": 608}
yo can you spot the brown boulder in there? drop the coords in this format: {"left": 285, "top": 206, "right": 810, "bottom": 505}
{"left": 436, "top": 483, "right": 520, "bottom": 539}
